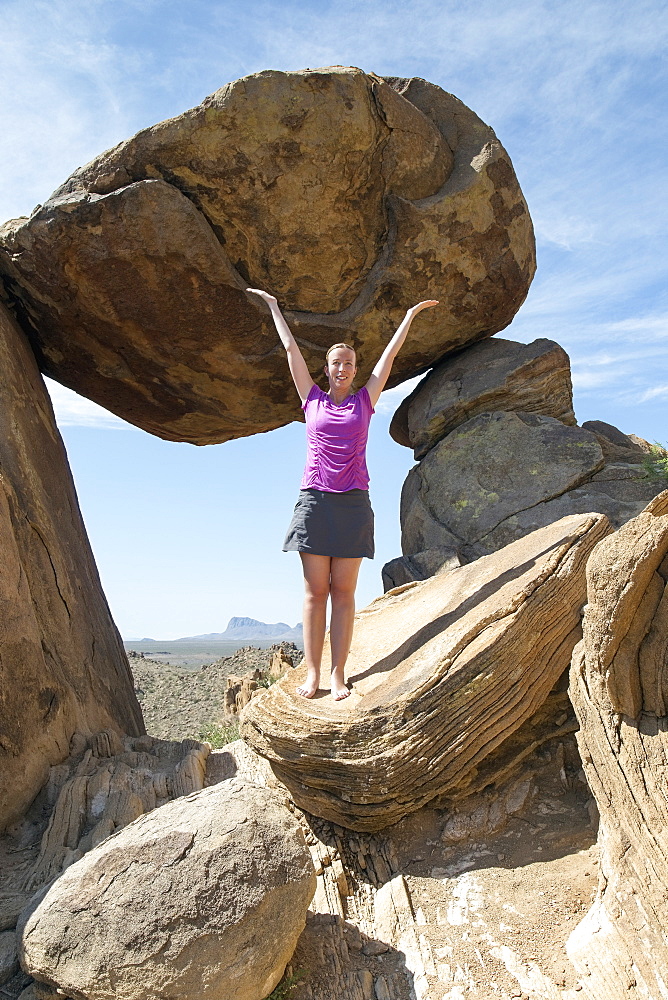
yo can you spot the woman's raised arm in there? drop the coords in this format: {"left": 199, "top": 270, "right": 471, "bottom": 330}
{"left": 365, "top": 300, "right": 439, "bottom": 408}
{"left": 246, "top": 288, "right": 315, "bottom": 403}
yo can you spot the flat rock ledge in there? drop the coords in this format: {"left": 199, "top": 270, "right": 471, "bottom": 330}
{"left": 0, "top": 67, "right": 534, "bottom": 444}
{"left": 19, "top": 779, "right": 316, "bottom": 1000}
{"left": 568, "top": 492, "right": 668, "bottom": 1000}
{"left": 242, "top": 513, "right": 610, "bottom": 831}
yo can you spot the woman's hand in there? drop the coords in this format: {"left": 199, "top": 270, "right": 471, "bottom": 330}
{"left": 246, "top": 287, "right": 278, "bottom": 307}
{"left": 406, "top": 299, "right": 439, "bottom": 319}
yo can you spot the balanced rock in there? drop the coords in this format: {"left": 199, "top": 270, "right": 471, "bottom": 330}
{"left": 567, "top": 493, "right": 668, "bottom": 1000}
{"left": 0, "top": 300, "right": 143, "bottom": 832}
{"left": 19, "top": 779, "right": 316, "bottom": 1000}
{"left": 391, "top": 337, "right": 575, "bottom": 458}
{"left": 242, "top": 513, "right": 610, "bottom": 831}
{"left": 0, "top": 68, "right": 535, "bottom": 444}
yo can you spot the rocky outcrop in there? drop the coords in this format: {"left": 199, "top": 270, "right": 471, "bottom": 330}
{"left": 21, "top": 731, "right": 209, "bottom": 893}
{"left": 567, "top": 492, "right": 668, "bottom": 999}
{"left": 19, "top": 779, "right": 316, "bottom": 1000}
{"left": 391, "top": 337, "right": 576, "bottom": 459}
{"left": 242, "top": 513, "right": 610, "bottom": 831}
{"left": 0, "top": 299, "right": 144, "bottom": 833}
{"left": 388, "top": 335, "right": 666, "bottom": 585}
{"left": 0, "top": 68, "right": 535, "bottom": 444}
{"left": 401, "top": 411, "right": 605, "bottom": 560}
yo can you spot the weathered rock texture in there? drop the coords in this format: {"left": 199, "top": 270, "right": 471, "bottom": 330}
{"left": 22, "top": 730, "right": 209, "bottom": 893}
{"left": 0, "top": 68, "right": 535, "bottom": 444}
{"left": 391, "top": 336, "right": 576, "bottom": 459}
{"left": 20, "top": 779, "right": 316, "bottom": 1000}
{"left": 401, "top": 412, "right": 606, "bottom": 559}
{"left": 381, "top": 546, "right": 461, "bottom": 592}
{"left": 242, "top": 513, "right": 610, "bottom": 831}
{"left": 567, "top": 492, "right": 668, "bottom": 1000}
{"left": 387, "top": 336, "right": 666, "bottom": 588}
{"left": 0, "top": 299, "right": 144, "bottom": 832}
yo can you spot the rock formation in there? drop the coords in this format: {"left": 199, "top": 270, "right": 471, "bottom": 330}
{"left": 0, "top": 300, "right": 144, "bottom": 832}
{"left": 19, "top": 779, "right": 316, "bottom": 1000}
{"left": 242, "top": 512, "right": 610, "bottom": 831}
{"left": 0, "top": 68, "right": 535, "bottom": 444}
{"left": 567, "top": 492, "right": 668, "bottom": 999}
{"left": 388, "top": 335, "right": 666, "bottom": 585}
{"left": 390, "top": 336, "right": 576, "bottom": 459}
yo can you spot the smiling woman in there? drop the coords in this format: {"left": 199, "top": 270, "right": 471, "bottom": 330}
{"left": 246, "top": 287, "right": 438, "bottom": 701}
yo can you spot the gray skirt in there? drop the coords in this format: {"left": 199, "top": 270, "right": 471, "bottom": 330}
{"left": 283, "top": 488, "right": 375, "bottom": 559}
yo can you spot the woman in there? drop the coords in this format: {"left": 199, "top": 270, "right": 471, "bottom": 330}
{"left": 246, "top": 288, "right": 438, "bottom": 701}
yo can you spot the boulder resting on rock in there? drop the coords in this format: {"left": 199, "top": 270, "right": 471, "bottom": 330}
{"left": 391, "top": 336, "right": 575, "bottom": 459}
{"left": 0, "top": 67, "right": 535, "bottom": 444}
{"left": 242, "top": 513, "right": 610, "bottom": 831}
{"left": 19, "top": 779, "right": 316, "bottom": 1000}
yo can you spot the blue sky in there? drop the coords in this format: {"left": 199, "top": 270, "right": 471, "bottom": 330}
{"left": 2, "top": 0, "right": 667, "bottom": 638}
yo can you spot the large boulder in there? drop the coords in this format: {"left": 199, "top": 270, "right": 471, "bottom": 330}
{"left": 400, "top": 411, "right": 605, "bottom": 559}
{"left": 0, "top": 299, "right": 143, "bottom": 832}
{"left": 390, "top": 336, "right": 575, "bottom": 458}
{"left": 242, "top": 513, "right": 610, "bottom": 831}
{"left": 399, "top": 409, "right": 666, "bottom": 563}
{"left": 567, "top": 492, "right": 668, "bottom": 999}
{"left": 0, "top": 68, "right": 535, "bottom": 444}
{"left": 19, "top": 779, "right": 316, "bottom": 1000}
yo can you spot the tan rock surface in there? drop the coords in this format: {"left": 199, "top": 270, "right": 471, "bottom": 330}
{"left": 242, "top": 513, "right": 610, "bottom": 831}
{"left": 391, "top": 336, "right": 575, "bottom": 458}
{"left": 0, "top": 299, "right": 143, "bottom": 832}
{"left": 0, "top": 68, "right": 535, "bottom": 444}
{"left": 19, "top": 779, "right": 316, "bottom": 1000}
{"left": 567, "top": 492, "right": 668, "bottom": 1000}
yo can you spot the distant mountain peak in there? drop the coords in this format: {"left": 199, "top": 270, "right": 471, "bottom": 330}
{"left": 226, "top": 616, "right": 290, "bottom": 631}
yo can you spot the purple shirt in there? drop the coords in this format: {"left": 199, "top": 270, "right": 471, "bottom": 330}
{"left": 300, "top": 384, "right": 374, "bottom": 492}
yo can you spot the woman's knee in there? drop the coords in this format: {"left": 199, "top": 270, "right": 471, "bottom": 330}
{"left": 304, "top": 580, "right": 330, "bottom": 604}
{"left": 329, "top": 580, "right": 356, "bottom": 604}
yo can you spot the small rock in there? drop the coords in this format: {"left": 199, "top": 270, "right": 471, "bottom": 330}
{"left": 374, "top": 976, "right": 391, "bottom": 1000}
{"left": 0, "top": 931, "right": 19, "bottom": 986}
{"left": 357, "top": 970, "right": 374, "bottom": 999}
{"left": 363, "top": 940, "right": 391, "bottom": 957}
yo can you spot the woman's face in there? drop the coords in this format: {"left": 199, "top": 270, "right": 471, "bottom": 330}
{"left": 325, "top": 347, "right": 357, "bottom": 393}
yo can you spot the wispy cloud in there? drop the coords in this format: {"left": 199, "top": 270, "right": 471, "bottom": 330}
{"left": 44, "top": 378, "right": 131, "bottom": 429}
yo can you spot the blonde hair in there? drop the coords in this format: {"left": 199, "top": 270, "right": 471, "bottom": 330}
{"left": 325, "top": 342, "right": 356, "bottom": 361}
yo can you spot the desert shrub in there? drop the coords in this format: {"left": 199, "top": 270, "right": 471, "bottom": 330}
{"left": 642, "top": 441, "right": 668, "bottom": 483}
{"left": 257, "top": 672, "right": 281, "bottom": 689}
{"left": 264, "top": 968, "right": 307, "bottom": 1000}
{"left": 197, "top": 720, "right": 240, "bottom": 748}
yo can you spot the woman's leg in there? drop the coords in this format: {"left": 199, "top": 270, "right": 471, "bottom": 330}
{"left": 329, "top": 557, "right": 362, "bottom": 701}
{"left": 298, "top": 553, "right": 332, "bottom": 698}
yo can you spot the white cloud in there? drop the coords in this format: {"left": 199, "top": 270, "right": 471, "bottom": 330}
{"left": 639, "top": 385, "right": 668, "bottom": 403}
{"left": 44, "top": 378, "right": 131, "bottom": 429}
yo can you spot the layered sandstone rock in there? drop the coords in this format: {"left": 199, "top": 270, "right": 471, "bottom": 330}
{"left": 242, "top": 513, "right": 610, "bottom": 831}
{"left": 0, "top": 68, "right": 535, "bottom": 444}
{"left": 0, "top": 299, "right": 143, "bottom": 832}
{"left": 391, "top": 337, "right": 575, "bottom": 458}
{"left": 567, "top": 492, "right": 668, "bottom": 999}
{"left": 19, "top": 779, "right": 316, "bottom": 1000}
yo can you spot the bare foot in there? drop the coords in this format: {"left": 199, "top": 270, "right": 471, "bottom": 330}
{"left": 296, "top": 666, "right": 320, "bottom": 699}
{"left": 330, "top": 667, "right": 351, "bottom": 701}
{"left": 331, "top": 682, "right": 351, "bottom": 701}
